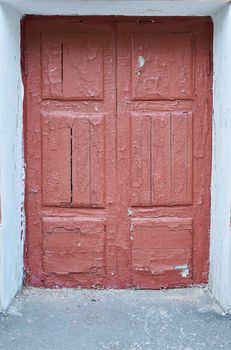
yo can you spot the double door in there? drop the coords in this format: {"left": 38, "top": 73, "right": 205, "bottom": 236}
{"left": 24, "top": 18, "right": 212, "bottom": 288}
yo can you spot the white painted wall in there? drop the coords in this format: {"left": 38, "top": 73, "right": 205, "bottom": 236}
{"left": 0, "top": 0, "right": 228, "bottom": 16}
{"left": 0, "top": 0, "right": 231, "bottom": 312}
{"left": 210, "top": 3, "right": 231, "bottom": 313}
{"left": 0, "top": 3, "right": 24, "bottom": 311}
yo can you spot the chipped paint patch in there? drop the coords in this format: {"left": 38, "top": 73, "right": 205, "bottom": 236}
{"left": 138, "top": 55, "right": 145, "bottom": 69}
{"left": 137, "top": 55, "right": 145, "bottom": 75}
{"left": 175, "top": 264, "right": 189, "bottom": 278}
{"left": 127, "top": 208, "right": 133, "bottom": 216}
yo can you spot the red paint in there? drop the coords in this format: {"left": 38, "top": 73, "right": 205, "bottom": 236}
{"left": 23, "top": 17, "right": 212, "bottom": 289}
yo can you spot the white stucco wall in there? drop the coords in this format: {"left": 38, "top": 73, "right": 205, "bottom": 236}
{"left": 210, "top": 4, "right": 231, "bottom": 313}
{"left": 0, "top": 0, "right": 228, "bottom": 16}
{"left": 0, "top": 3, "right": 24, "bottom": 311}
{"left": 0, "top": 0, "right": 231, "bottom": 312}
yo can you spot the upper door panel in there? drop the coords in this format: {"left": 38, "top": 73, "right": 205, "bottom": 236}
{"left": 42, "top": 32, "right": 104, "bottom": 100}
{"left": 131, "top": 32, "right": 193, "bottom": 100}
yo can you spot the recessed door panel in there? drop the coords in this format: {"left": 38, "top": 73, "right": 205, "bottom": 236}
{"left": 131, "top": 32, "right": 193, "bottom": 100}
{"left": 131, "top": 111, "right": 192, "bottom": 206}
{"left": 42, "top": 115, "right": 72, "bottom": 206}
{"left": 72, "top": 115, "right": 105, "bottom": 208}
{"left": 43, "top": 217, "right": 106, "bottom": 279}
{"left": 131, "top": 217, "right": 192, "bottom": 287}
{"left": 42, "top": 32, "right": 104, "bottom": 100}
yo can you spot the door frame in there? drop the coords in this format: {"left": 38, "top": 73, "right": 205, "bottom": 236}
{"left": 1, "top": 1, "right": 231, "bottom": 312}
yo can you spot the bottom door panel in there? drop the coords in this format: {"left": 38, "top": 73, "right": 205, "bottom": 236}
{"left": 130, "top": 217, "right": 193, "bottom": 288}
{"left": 42, "top": 217, "right": 106, "bottom": 287}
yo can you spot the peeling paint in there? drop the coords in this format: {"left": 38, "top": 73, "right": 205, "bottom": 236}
{"left": 175, "top": 264, "right": 190, "bottom": 278}
{"left": 137, "top": 55, "right": 145, "bottom": 76}
{"left": 127, "top": 208, "right": 134, "bottom": 217}
{"left": 138, "top": 55, "right": 145, "bottom": 67}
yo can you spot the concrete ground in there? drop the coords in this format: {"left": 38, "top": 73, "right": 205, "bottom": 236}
{"left": 0, "top": 287, "right": 231, "bottom": 350}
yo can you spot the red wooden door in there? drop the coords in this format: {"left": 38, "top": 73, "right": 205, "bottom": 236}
{"left": 24, "top": 18, "right": 212, "bottom": 288}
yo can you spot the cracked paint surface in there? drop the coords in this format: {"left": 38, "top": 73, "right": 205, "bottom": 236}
{"left": 24, "top": 17, "right": 212, "bottom": 289}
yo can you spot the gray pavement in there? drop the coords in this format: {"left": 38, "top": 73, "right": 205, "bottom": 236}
{"left": 0, "top": 287, "right": 231, "bottom": 350}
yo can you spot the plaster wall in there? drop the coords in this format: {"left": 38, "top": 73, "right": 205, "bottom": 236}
{"left": 0, "top": 0, "right": 231, "bottom": 312}
{"left": 210, "top": 4, "right": 231, "bottom": 313}
{"left": 0, "top": 3, "right": 24, "bottom": 311}
{"left": 0, "top": 0, "right": 228, "bottom": 16}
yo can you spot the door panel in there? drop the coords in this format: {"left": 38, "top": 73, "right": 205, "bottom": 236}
{"left": 42, "top": 113, "right": 106, "bottom": 208}
{"left": 42, "top": 116, "right": 72, "bottom": 206}
{"left": 24, "top": 18, "right": 212, "bottom": 288}
{"left": 131, "top": 111, "right": 192, "bottom": 206}
{"left": 72, "top": 114, "right": 105, "bottom": 208}
{"left": 42, "top": 217, "right": 106, "bottom": 276}
{"left": 131, "top": 32, "right": 193, "bottom": 100}
{"left": 42, "top": 32, "right": 104, "bottom": 100}
{"left": 131, "top": 217, "right": 193, "bottom": 287}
